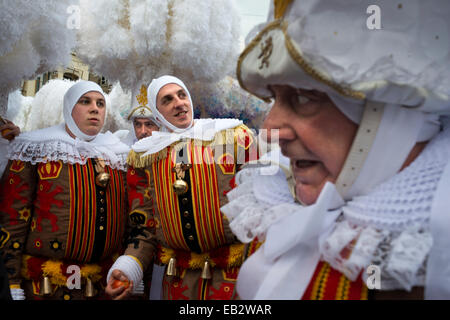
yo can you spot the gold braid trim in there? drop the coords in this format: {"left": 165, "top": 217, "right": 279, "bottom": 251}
{"left": 236, "top": 19, "right": 365, "bottom": 102}
{"left": 274, "top": 0, "right": 294, "bottom": 19}
{"left": 127, "top": 124, "right": 251, "bottom": 168}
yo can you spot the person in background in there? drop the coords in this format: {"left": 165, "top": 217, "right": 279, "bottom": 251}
{"left": 116, "top": 83, "right": 160, "bottom": 147}
{"left": 106, "top": 75, "right": 258, "bottom": 300}
{"left": 112, "top": 83, "right": 163, "bottom": 299}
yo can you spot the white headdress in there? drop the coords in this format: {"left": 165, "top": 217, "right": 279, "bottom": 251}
{"left": 147, "top": 75, "right": 193, "bottom": 133}
{"left": 238, "top": 0, "right": 450, "bottom": 200}
{"left": 63, "top": 80, "right": 106, "bottom": 141}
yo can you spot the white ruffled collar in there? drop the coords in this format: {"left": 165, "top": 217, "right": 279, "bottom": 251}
{"left": 132, "top": 118, "right": 242, "bottom": 156}
{"left": 7, "top": 123, "right": 130, "bottom": 171}
{"left": 223, "top": 126, "right": 450, "bottom": 296}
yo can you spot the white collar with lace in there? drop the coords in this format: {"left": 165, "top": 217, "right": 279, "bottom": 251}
{"left": 223, "top": 126, "right": 450, "bottom": 298}
{"left": 132, "top": 118, "right": 242, "bottom": 156}
{"left": 7, "top": 123, "right": 130, "bottom": 171}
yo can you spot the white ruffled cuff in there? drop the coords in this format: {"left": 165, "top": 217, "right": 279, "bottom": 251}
{"left": 107, "top": 255, "right": 144, "bottom": 295}
{"left": 10, "top": 288, "right": 25, "bottom": 300}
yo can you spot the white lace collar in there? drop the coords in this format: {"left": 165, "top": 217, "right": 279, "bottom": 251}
{"left": 223, "top": 127, "right": 450, "bottom": 294}
{"left": 320, "top": 126, "right": 450, "bottom": 291}
{"left": 132, "top": 118, "right": 242, "bottom": 156}
{"left": 7, "top": 123, "right": 130, "bottom": 171}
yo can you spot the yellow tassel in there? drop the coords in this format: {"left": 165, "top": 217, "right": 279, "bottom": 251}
{"left": 42, "top": 260, "right": 66, "bottom": 286}
{"left": 159, "top": 247, "right": 175, "bottom": 265}
{"left": 229, "top": 244, "right": 245, "bottom": 267}
{"left": 188, "top": 252, "right": 208, "bottom": 269}
{"left": 80, "top": 264, "right": 102, "bottom": 283}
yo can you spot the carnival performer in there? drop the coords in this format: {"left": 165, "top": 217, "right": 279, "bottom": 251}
{"left": 222, "top": 0, "right": 450, "bottom": 300}
{"left": 105, "top": 75, "right": 258, "bottom": 300}
{"left": 117, "top": 84, "right": 160, "bottom": 147}
{"left": 112, "top": 83, "right": 163, "bottom": 299}
{"left": 0, "top": 81, "right": 130, "bottom": 300}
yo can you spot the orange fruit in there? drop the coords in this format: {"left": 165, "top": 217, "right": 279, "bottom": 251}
{"left": 111, "top": 279, "right": 130, "bottom": 289}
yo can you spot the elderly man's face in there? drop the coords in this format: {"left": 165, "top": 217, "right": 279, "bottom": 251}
{"left": 263, "top": 85, "right": 358, "bottom": 205}
{"left": 156, "top": 83, "right": 192, "bottom": 129}
{"left": 71, "top": 91, "right": 106, "bottom": 136}
{"left": 133, "top": 117, "right": 159, "bottom": 140}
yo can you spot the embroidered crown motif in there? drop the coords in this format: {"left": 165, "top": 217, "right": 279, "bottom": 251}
{"left": 10, "top": 160, "right": 25, "bottom": 173}
{"left": 218, "top": 153, "right": 235, "bottom": 175}
{"left": 37, "top": 161, "right": 63, "bottom": 180}
{"left": 136, "top": 84, "right": 148, "bottom": 107}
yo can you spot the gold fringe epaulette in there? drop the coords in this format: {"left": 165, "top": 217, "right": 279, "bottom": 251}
{"left": 127, "top": 124, "right": 253, "bottom": 168}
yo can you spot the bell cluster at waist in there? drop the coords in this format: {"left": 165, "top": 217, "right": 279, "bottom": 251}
{"left": 20, "top": 254, "right": 117, "bottom": 287}
{"left": 156, "top": 241, "right": 262, "bottom": 270}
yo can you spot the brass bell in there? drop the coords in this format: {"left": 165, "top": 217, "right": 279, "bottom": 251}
{"left": 201, "top": 259, "right": 212, "bottom": 280}
{"left": 41, "top": 275, "right": 52, "bottom": 296}
{"left": 166, "top": 257, "right": 178, "bottom": 277}
{"left": 85, "top": 277, "right": 96, "bottom": 298}
{"left": 173, "top": 179, "right": 188, "bottom": 196}
{"left": 95, "top": 172, "right": 111, "bottom": 188}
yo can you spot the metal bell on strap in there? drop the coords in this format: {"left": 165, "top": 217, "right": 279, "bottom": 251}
{"left": 95, "top": 172, "right": 111, "bottom": 188}
{"left": 41, "top": 275, "right": 52, "bottom": 296}
{"left": 85, "top": 277, "right": 96, "bottom": 298}
{"left": 166, "top": 257, "right": 178, "bottom": 277}
{"left": 201, "top": 259, "right": 212, "bottom": 280}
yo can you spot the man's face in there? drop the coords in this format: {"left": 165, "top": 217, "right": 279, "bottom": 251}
{"left": 133, "top": 117, "right": 159, "bottom": 140}
{"left": 71, "top": 91, "right": 106, "bottom": 136}
{"left": 156, "top": 83, "right": 192, "bottom": 129}
{"left": 263, "top": 85, "right": 358, "bottom": 205}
